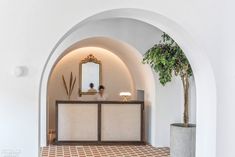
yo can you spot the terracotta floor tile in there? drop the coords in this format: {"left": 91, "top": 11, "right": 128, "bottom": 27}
{"left": 41, "top": 145, "right": 169, "bottom": 157}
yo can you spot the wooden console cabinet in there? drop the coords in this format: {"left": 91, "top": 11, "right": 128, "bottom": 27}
{"left": 55, "top": 101, "right": 144, "bottom": 145}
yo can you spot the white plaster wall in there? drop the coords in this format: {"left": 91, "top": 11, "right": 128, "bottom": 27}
{"left": 48, "top": 47, "right": 134, "bottom": 130}
{"left": 216, "top": 1, "right": 235, "bottom": 156}
{"left": 0, "top": 0, "right": 233, "bottom": 157}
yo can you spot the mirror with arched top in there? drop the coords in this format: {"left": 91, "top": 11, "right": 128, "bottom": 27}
{"left": 79, "top": 54, "right": 102, "bottom": 96}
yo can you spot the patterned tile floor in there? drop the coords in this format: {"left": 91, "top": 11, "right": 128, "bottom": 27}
{"left": 41, "top": 145, "right": 170, "bottom": 157}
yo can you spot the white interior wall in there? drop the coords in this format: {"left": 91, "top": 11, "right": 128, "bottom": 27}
{"left": 216, "top": 1, "right": 235, "bottom": 156}
{"left": 48, "top": 47, "right": 134, "bottom": 130}
{"left": 1, "top": 0, "right": 233, "bottom": 156}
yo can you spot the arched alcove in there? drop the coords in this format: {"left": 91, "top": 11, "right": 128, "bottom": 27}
{"left": 47, "top": 46, "right": 137, "bottom": 131}
{"left": 47, "top": 37, "right": 158, "bottom": 144}
{"left": 39, "top": 9, "right": 216, "bottom": 157}
{"left": 42, "top": 36, "right": 157, "bottom": 147}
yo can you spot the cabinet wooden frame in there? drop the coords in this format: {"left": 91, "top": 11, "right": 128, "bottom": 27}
{"left": 55, "top": 100, "right": 145, "bottom": 145}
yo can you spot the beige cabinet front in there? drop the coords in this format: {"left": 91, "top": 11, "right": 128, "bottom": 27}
{"left": 58, "top": 103, "right": 98, "bottom": 141}
{"left": 101, "top": 104, "right": 141, "bottom": 141}
{"left": 56, "top": 101, "right": 144, "bottom": 144}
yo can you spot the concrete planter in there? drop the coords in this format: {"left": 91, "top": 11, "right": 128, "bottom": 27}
{"left": 170, "top": 123, "right": 196, "bottom": 157}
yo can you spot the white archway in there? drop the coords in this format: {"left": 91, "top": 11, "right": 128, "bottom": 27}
{"left": 39, "top": 9, "right": 216, "bottom": 157}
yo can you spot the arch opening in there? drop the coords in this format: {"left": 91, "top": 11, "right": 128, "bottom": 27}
{"left": 39, "top": 9, "right": 216, "bottom": 157}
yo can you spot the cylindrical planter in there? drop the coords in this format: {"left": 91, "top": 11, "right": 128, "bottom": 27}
{"left": 170, "top": 123, "right": 196, "bottom": 157}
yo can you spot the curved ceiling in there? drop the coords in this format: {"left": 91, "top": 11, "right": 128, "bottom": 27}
{"left": 55, "top": 36, "right": 152, "bottom": 90}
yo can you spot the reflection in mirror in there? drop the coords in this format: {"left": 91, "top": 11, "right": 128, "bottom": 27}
{"left": 82, "top": 62, "right": 99, "bottom": 91}
{"left": 79, "top": 54, "right": 102, "bottom": 96}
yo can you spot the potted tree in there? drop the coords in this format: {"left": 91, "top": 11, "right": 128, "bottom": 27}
{"left": 142, "top": 33, "right": 196, "bottom": 157}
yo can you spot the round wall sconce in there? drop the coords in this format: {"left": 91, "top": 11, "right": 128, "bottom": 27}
{"left": 13, "top": 66, "right": 27, "bottom": 77}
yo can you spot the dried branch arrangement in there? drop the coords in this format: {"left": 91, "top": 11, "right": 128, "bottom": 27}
{"left": 62, "top": 72, "right": 76, "bottom": 100}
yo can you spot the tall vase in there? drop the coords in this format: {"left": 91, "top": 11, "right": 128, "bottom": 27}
{"left": 170, "top": 123, "right": 196, "bottom": 157}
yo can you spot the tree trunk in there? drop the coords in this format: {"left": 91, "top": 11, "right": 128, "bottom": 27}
{"left": 182, "top": 74, "right": 189, "bottom": 127}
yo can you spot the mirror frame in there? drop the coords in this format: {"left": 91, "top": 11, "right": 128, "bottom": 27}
{"left": 79, "top": 54, "right": 102, "bottom": 96}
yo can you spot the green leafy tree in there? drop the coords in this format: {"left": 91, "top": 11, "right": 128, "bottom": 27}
{"left": 143, "top": 33, "right": 193, "bottom": 127}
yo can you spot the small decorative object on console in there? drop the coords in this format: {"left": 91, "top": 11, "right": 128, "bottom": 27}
{"left": 119, "top": 92, "right": 131, "bottom": 101}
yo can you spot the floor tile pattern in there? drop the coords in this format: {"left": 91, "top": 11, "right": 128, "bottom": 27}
{"left": 41, "top": 145, "right": 169, "bottom": 157}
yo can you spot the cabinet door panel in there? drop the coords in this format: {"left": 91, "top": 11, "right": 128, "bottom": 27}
{"left": 58, "top": 103, "right": 98, "bottom": 141}
{"left": 101, "top": 104, "right": 141, "bottom": 141}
